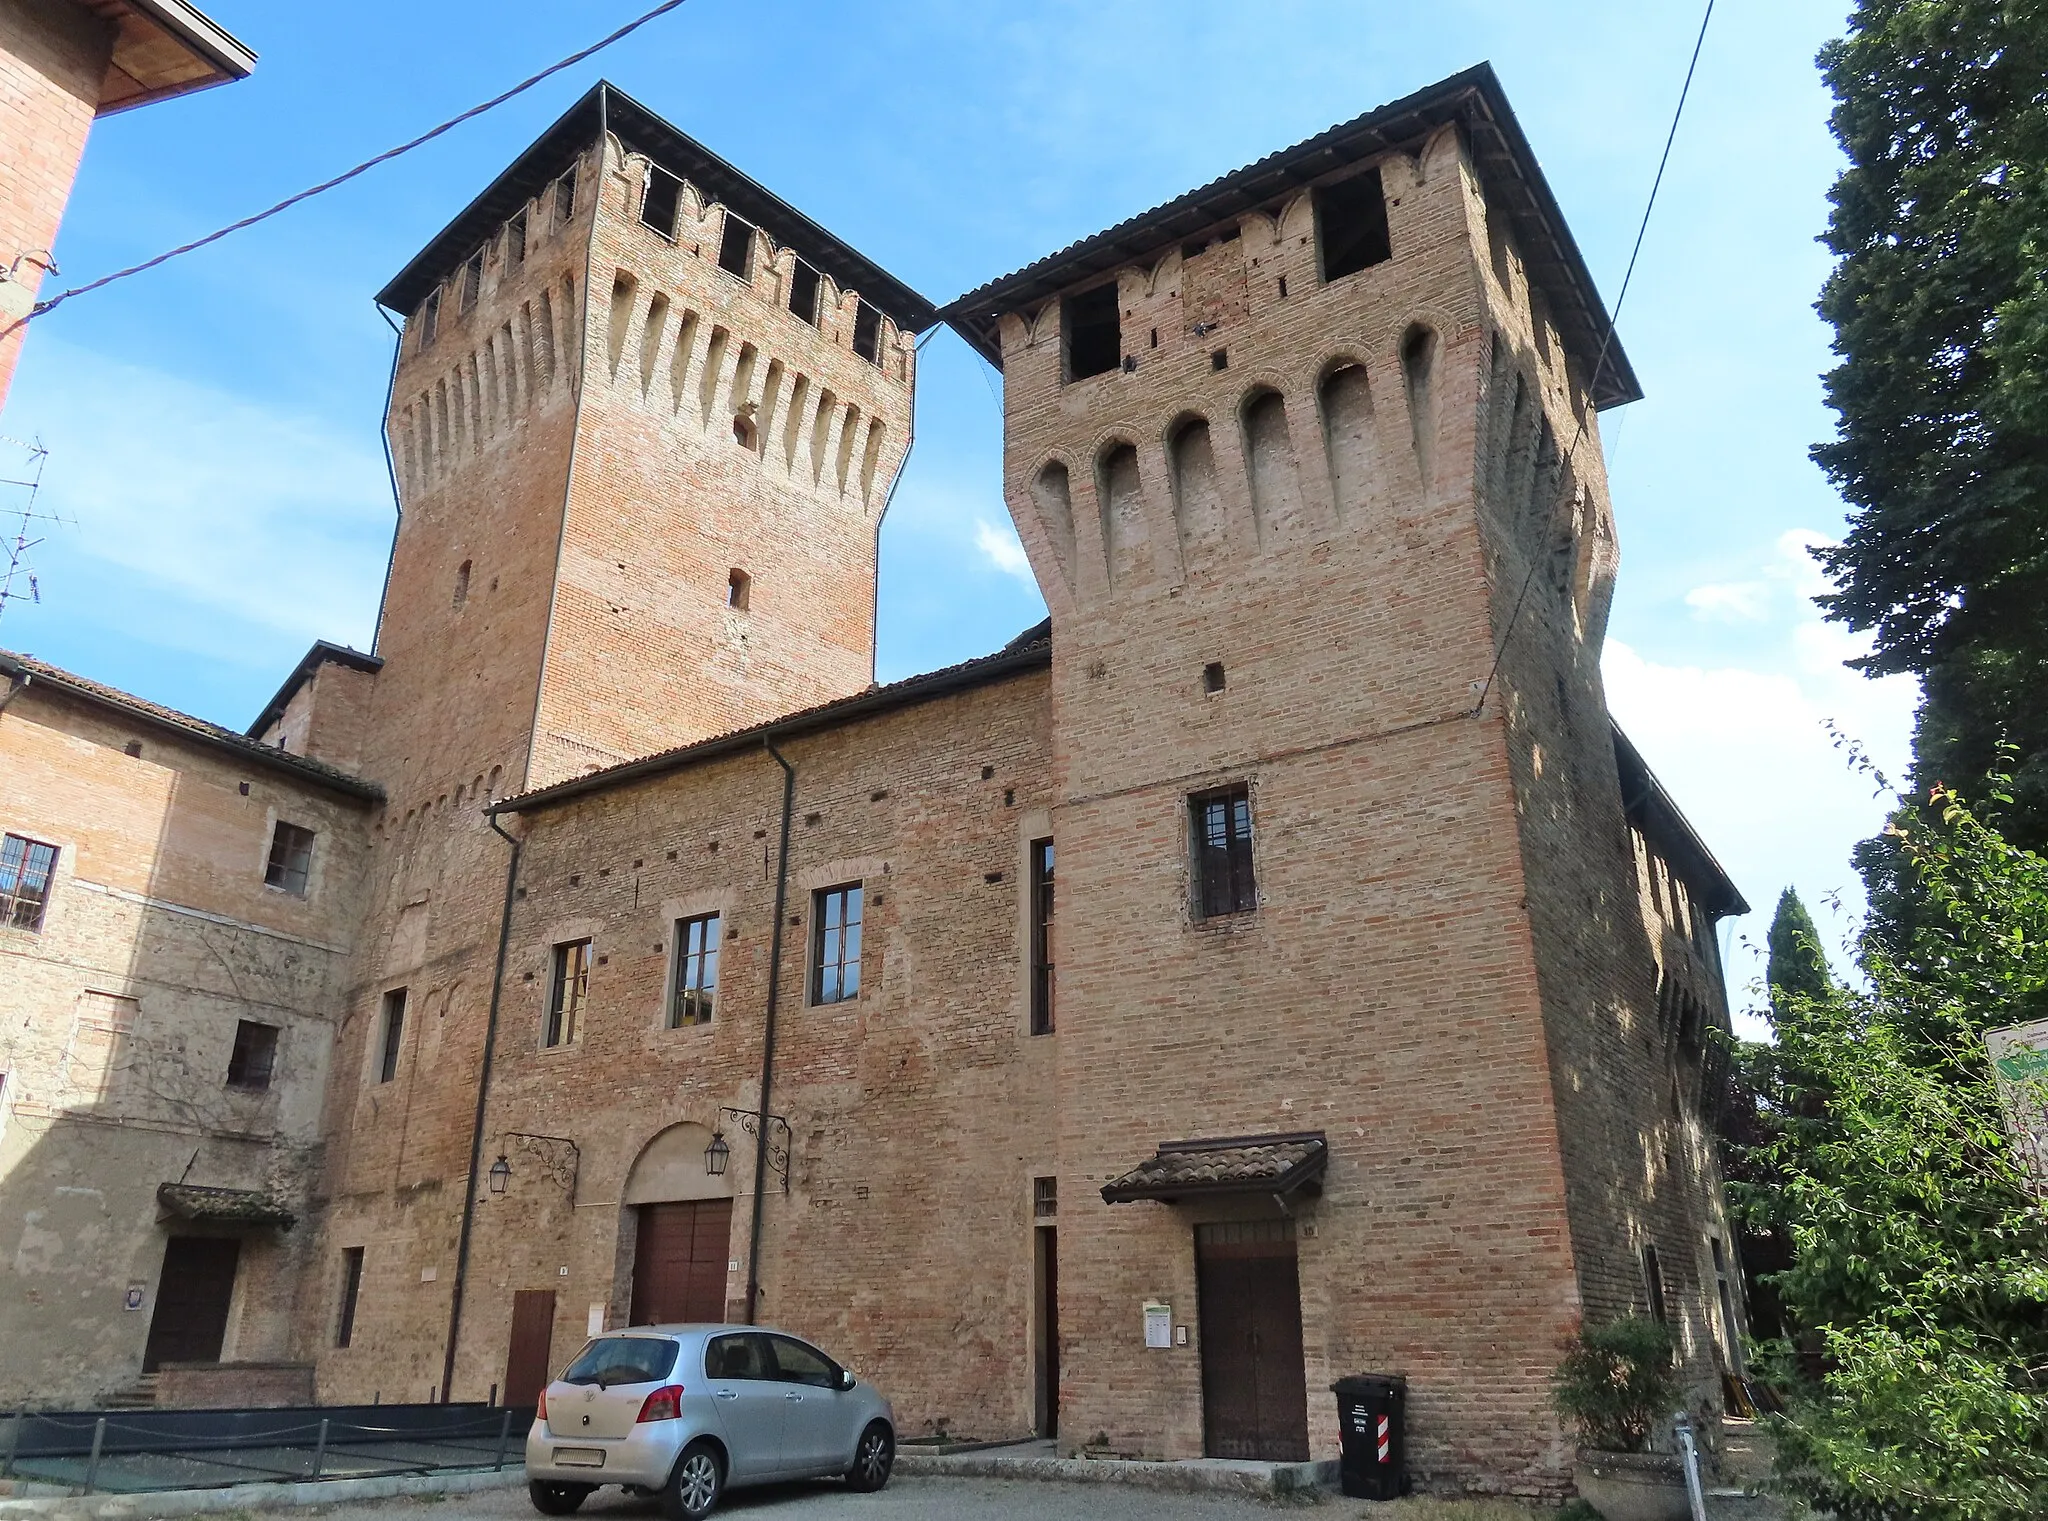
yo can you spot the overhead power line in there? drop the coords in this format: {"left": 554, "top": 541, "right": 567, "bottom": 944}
{"left": 17, "top": 0, "right": 694, "bottom": 327}
{"left": 1470, "top": 0, "right": 1716, "bottom": 717}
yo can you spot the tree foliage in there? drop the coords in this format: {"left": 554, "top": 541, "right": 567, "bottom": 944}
{"left": 1550, "top": 1316, "right": 1680, "bottom": 1454}
{"left": 1767, "top": 888, "right": 1834, "bottom": 1010}
{"left": 1811, "top": 1, "right": 2048, "bottom": 844}
{"left": 1738, "top": 783, "right": 2048, "bottom": 1521}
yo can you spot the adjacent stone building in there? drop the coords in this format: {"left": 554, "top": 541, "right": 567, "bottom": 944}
{"left": 0, "top": 61, "right": 1752, "bottom": 1497}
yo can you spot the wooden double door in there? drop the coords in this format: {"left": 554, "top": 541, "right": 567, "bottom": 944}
{"left": 631, "top": 1199, "right": 734, "bottom": 1325}
{"left": 1195, "top": 1221, "right": 1308, "bottom": 1461}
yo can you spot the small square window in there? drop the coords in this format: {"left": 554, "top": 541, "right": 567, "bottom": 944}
{"left": 852, "top": 300, "right": 883, "bottom": 364}
{"left": 548, "top": 939, "right": 591, "bottom": 1046}
{"left": 810, "top": 884, "right": 863, "bottom": 1005}
{"left": 265, "top": 821, "right": 316, "bottom": 897}
{"left": 553, "top": 165, "right": 579, "bottom": 230}
{"left": 641, "top": 166, "right": 682, "bottom": 238}
{"left": 1190, "top": 784, "right": 1256, "bottom": 918}
{"left": 787, "top": 260, "right": 820, "bottom": 325}
{"left": 226, "top": 1019, "right": 279, "bottom": 1091}
{"left": 718, "top": 212, "right": 755, "bottom": 281}
{"left": 670, "top": 913, "right": 720, "bottom": 1028}
{"left": 0, "top": 833, "right": 58, "bottom": 931}
{"left": 376, "top": 989, "right": 406, "bottom": 1084}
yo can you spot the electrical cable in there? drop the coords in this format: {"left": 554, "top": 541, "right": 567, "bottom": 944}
{"left": 19, "top": 0, "right": 694, "bottom": 325}
{"left": 1469, "top": 0, "right": 1715, "bottom": 717}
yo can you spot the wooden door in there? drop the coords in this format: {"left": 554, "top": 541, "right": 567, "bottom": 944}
{"left": 630, "top": 1200, "right": 733, "bottom": 1325}
{"left": 1035, "top": 1227, "right": 1060, "bottom": 1438}
{"left": 1195, "top": 1222, "right": 1308, "bottom": 1461}
{"left": 503, "top": 1289, "right": 557, "bottom": 1411}
{"left": 141, "top": 1236, "right": 241, "bottom": 1371}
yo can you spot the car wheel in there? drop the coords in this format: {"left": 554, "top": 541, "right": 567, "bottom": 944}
{"left": 527, "top": 1480, "right": 592, "bottom": 1515}
{"left": 845, "top": 1420, "right": 894, "bottom": 1492}
{"left": 661, "top": 1440, "right": 724, "bottom": 1521}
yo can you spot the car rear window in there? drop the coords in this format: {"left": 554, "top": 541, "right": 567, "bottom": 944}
{"left": 561, "top": 1336, "right": 678, "bottom": 1387}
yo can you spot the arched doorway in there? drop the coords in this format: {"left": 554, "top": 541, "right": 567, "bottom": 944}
{"left": 622, "top": 1123, "right": 736, "bottom": 1326}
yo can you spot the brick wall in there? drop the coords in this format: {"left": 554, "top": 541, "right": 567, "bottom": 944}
{"left": 0, "top": 680, "right": 370, "bottom": 1405}
{"left": 0, "top": 0, "right": 110, "bottom": 410}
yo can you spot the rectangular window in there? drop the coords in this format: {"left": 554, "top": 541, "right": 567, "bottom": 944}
{"left": 787, "top": 259, "right": 820, "bottom": 324}
{"left": 376, "top": 989, "right": 406, "bottom": 1084}
{"left": 670, "top": 913, "right": 720, "bottom": 1028}
{"left": 1033, "top": 1176, "right": 1057, "bottom": 1219}
{"left": 1063, "top": 282, "right": 1120, "bottom": 381}
{"left": 506, "top": 209, "right": 528, "bottom": 270}
{"left": 335, "top": 1247, "right": 364, "bottom": 1348}
{"left": 0, "top": 833, "right": 59, "bottom": 932}
{"left": 264, "top": 820, "right": 316, "bottom": 897}
{"left": 1029, "top": 838, "right": 1055, "bottom": 1036}
{"left": 1315, "top": 166, "right": 1392, "bottom": 282}
{"left": 548, "top": 938, "right": 591, "bottom": 1046}
{"left": 417, "top": 289, "right": 441, "bottom": 349}
{"left": 459, "top": 248, "right": 484, "bottom": 313}
{"left": 553, "top": 165, "right": 578, "bottom": 230}
{"left": 642, "top": 166, "right": 682, "bottom": 238}
{"left": 718, "top": 212, "right": 755, "bottom": 281}
{"left": 226, "top": 1019, "right": 279, "bottom": 1091}
{"left": 1190, "top": 784, "right": 1256, "bottom": 918}
{"left": 810, "top": 884, "right": 863, "bottom": 1005}
{"left": 1643, "top": 1244, "right": 1668, "bottom": 1324}
{"left": 852, "top": 299, "right": 883, "bottom": 364}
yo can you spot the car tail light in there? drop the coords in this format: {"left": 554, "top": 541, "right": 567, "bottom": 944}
{"left": 636, "top": 1384, "right": 685, "bottom": 1423}
{"left": 536, "top": 1388, "right": 548, "bottom": 1422}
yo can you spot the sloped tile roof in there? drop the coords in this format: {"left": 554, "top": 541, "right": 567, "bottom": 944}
{"left": 1101, "top": 1132, "right": 1328, "bottom": 1204}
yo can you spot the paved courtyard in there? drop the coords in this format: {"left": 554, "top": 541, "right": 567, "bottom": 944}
{"left": 311, "top": 1477, "right": 1343, "bottom": 1521}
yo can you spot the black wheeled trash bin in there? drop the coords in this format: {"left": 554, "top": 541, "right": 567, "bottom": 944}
{"left": 1332, "top": 1373, "right": 1407, "bottom": 1500}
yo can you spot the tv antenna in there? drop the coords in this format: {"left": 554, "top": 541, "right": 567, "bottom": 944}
{"left": 0, "top": 435, "right": 70, "bottom": 626}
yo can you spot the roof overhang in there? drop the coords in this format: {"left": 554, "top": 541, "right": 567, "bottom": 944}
{"left": 1101, "top": 1132, "right": 1329, "bottom": 1205}
{"left": 246, "top": 640, "right": 383, "bottom": 740}
{"left": 377, "top": 81, "right": 937, "bottom": 334}
{"left": 81, "top": 0, "right": 256, "bottom": 116}
{"left": 1613, "top": 722, "right": 1748, "bottom": 919}
{"left": 0, "top": 649, "right": 382, "bottom": 803}
{"left": 156, "top": 1182, "right": 296, "bottom": 1230}
{"left": 936, "top": 62, "right": 1639, "bottom": 411}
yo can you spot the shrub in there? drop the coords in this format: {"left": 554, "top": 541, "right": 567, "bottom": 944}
{"left": 1551, "top": 1316, "right": 1680, "bottom": 1454}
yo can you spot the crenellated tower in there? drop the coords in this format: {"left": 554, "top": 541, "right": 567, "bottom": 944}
{"left": 939, "top": 64, "right": 1737, "bottom": 1487}
{"left": 291, "top": 82, "right": 930, "bottom": 1400}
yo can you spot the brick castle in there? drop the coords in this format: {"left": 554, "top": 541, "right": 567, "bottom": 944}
{"left": 0, "top": 41, "right": 1750, "bottom": 1496}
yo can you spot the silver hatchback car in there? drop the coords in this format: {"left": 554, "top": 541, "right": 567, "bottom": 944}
{"left": 525, "top": 1325, "right": 895, "bottom": 1519}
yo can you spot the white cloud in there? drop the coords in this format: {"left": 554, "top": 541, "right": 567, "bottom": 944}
{"left": 1684, "top": 581, "right": 1769, "bottom": 621}
{"left": 8, "top": 339, "right": 390, "bottom": 654}
{"left": 1606, "top": 529, "right": 1918, "bottom": 1035}
{"left": 974, "top": 518, "right": 1034, "bottom": 582}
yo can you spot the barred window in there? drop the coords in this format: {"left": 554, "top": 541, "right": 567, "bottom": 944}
{"left": 670, "top": 913, "right": 720, "bottom": 1028}
{"left": 811, "top": 884, "right": 862, "bottom": 1005}
{"left": 1190, "top": 784, "right": 1256, "bottom": 918}
{"left": 226, "top": 1020, "right": 279, "bottom": 1091}
{"left": 265, "top": 821, "right": 315, "bottom": 897}
{"left": 0, "top": 833, "right": 58, "bottom": 931}
{"left": 548, "top": 939, "right": 591, "bottom": 1047}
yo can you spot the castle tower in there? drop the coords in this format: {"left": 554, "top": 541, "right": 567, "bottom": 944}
{"left": 939, "top": 65, "right": 1738, "bottom": 1490}
{"left": 284, "top": 83, "right": 930, "bottom": 1399}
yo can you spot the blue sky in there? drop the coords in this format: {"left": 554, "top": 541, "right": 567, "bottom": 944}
{"left": 0, "top": 0, "right": 1912, "bottom": 1024}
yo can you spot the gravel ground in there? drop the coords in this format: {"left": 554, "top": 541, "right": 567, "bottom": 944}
{"left": 297, "top": 1475, "right": 1334, "bottom": 1521}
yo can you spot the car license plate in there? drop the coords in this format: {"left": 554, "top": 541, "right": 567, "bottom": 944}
{"left": 552, "top": 1448, "right": 605, "bottom": 1468}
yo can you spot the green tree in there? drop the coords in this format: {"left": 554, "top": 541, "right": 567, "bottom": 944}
{"left": 1810, "top": 1, "right": 2048, "bottom": 846}
{"left": 1766, "top": 887, "right": 1834, "bottom": 1010}
{"left": 1739, "top": 784, "right": 2048, "bottom": 1521}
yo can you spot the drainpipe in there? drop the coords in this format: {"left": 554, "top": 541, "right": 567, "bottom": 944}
{"left": 745, "top": 737, "right": 797, "bottom": 1323}
{"left": 443, "top": 813, "right": 524, "bottom": 1402}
